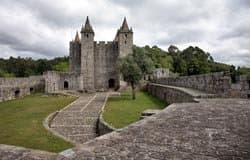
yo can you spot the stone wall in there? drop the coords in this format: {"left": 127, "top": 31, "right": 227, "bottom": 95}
{"left": 94, "top": 41, "right": 119, "bottom": 91}
{"left": 152, "top": 72, "right": 250, "bottom": 98}
{"left": 97, "top": 93, "right": 116, "bottom": 136}
{"left": 117, "top": 31, "right": 133, "bottom": 58}
{"left": 97, "top": 116, "right": 116, "bottom": 136}
{"left": 153, "top": 72, "right": 231, "bottom": 94}
{"left": 147, "top": 84, "right": 197, "bottom": 103}
{"left": 69, "top": 41, "right": 81, "bottom": 73}
{"left": 0, "top": 76, "right": 45, "bottom": 101}
{"left": 44, "top": 71, "right": 81, "bottom": 93}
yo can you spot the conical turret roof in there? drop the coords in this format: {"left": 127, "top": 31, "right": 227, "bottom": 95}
{"left": 81, "top": 16, "right": 94, "bottom": 33}
{"left": 120, "top": 17, "right": 129, "bottom": 31}
{"left": 75, "top": 31, "right": 80, "bottom": 42}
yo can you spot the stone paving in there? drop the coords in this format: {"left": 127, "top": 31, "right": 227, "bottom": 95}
{"left": 50, "top": 93, "right": 107, "bottom": 144}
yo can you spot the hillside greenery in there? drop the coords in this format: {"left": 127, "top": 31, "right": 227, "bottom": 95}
{"left": 0, "top": 56, "right": 69, "bottom": 77}
{"left": 0, "top": 45, "right": 249, "bottom": 78}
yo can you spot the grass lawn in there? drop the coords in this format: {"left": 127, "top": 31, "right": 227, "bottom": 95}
{"left": 103, "top": 91, "right": 168, "bottom": 129}
{"left": 0, "top": 93, "right": 77, "bottom": 152}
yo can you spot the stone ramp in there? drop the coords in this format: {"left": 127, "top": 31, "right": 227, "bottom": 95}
{"left": 50, "top": 93, "right": 107, "bottom": 144}
{"left": 150, "top": 83, "right": 216, "bottom": 98}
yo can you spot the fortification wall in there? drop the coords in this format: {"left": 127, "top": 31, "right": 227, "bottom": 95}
{"left": 0, "top": 76, "right": 45, "bottom": 101}
{"left": 147, "top": 84, "right": 197, "bottom": 103}
{"left": 44, "top": 71, "right": 81, "bottom": 93}
{"left": 94, "top": 41, "right": 119, "bottom": 91}
{"left": 153, "top": 72, "right": 232, "bottom": 94}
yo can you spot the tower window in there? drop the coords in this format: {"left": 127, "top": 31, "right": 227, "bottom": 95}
{"left": 125, "top": 34, "right": 127, "bottom": 37}
{"left": 125, "top": 40, "right": 127, "bottom": 44}
{"left": 86, "top": 34, "right": 89, "bottom": 38}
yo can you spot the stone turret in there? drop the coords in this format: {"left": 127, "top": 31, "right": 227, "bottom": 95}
{"left": 116, "top": 17, "right": 133, "bottom": 58}
{"left": 80, "top": 16, "right": 95, "bottom": 92}
{"left": 69, "top": 31, "right": 81, "bottom": 73}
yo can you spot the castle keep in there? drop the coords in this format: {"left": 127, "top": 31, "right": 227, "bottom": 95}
{"left": 44, "top": 17, "right": 133, "bottom": 93}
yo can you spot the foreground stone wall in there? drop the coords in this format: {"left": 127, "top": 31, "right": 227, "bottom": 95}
{"left": 0, "top": 76, "right": 45, "bottom": 101}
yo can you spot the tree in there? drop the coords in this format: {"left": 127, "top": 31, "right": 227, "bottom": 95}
{"left": 119, "top": 54, "right": 142, "bottom": 99}
{"left": 52, "top": 62, "right": 69, "bottom": 72}
{"left": 132, "top": 46, "right": 154, "bottom": 76}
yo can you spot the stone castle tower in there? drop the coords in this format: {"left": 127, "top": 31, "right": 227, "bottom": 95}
{"left": 45, "top": 17, "right": 133, "bottom": 93}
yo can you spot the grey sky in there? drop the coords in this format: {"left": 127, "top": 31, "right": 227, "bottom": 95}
{"left": 0, "top": 0, "right": 249, "bottom": 66}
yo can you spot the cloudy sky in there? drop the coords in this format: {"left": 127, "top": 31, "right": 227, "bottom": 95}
{"left": 0, "top": 0, "right": 250, "bottom": 66}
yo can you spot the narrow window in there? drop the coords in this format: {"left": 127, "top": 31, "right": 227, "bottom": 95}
{"left": 125, "top": 40, "right": 127, "bottom": 44}
{"left": 125, "top": 34, "right": 127, "bottom": 38}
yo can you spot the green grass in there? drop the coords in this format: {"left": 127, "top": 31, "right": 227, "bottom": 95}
{"left": 0, "top": 93, "right": 77, "bottom": 152}
{"left": 103, "top": 91, "right": 168, "bottom": 129}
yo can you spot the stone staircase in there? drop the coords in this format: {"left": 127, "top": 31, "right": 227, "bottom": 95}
{"left": 50, "top": 93, "right": 107, "bottom": 144}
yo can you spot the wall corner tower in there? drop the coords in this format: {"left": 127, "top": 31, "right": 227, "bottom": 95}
{"left": 117, "top": 17, "right": 133, "bottom": 58}
{"left": 80, "top": 16, "right": 95, "bottom": 92}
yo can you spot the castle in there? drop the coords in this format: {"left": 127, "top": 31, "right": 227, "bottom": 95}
{"left": 44, "top": 17, "right": 133, "bottom": 93}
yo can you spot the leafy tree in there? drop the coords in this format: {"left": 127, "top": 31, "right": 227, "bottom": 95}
{"left": 238, "top": 67, "right": 250, "bottom": 76}
{"left": 132, "top": 46, "right": 154, "bottom": 76}
{"left": 119, "top": 54, "right": 142, "bottom": 99}
{"left": 36, "top": 59, "right": 52, "bottom": 74}
{"left": 173, "top": 55, "right": 187, "bottom": 75}
{"left": 230, "top": 65, "right": 237, "bottom": 83}
{"left": 52, "top": 62, "right": 69, "bottom": 72}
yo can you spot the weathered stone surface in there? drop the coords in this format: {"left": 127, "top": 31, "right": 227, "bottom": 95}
{"left": 66, "top": 98, "right": 250, "bottom": 159}
{"left": 153, "top": 72, "right": 250, "bottom": 98}
{"left": 0, "top": 76, "right": 45, "bottom": 102}
{"left": 148, "top": 83, "right": 215, "bottom": 103}
{"left": 0, "top": 144, "right": 57, "bottom": 160}
{"left": 49, "top": 93, "right": 108, "bottom": 144}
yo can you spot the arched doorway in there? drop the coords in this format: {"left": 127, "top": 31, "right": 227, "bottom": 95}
{"left": 108, "top": 79, "right": 115, "bottom": 89}
{"left": 64, "top": 81, "right": 69, "bottom": 90}
{"left": 15, "top": 90, "right": 20, "bottom": 98}
{"left": 30, "top": 87, "right": 34, "bottom": 93}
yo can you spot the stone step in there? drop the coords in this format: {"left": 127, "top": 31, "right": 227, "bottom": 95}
{"left": 58, "top": 111, "right": 100, "bottom": 117}
{"left": 51, "top": 117, "right": 98, "bottom": 126}
{"left": 51, "top": 126, "right": 96, "bottom": 137}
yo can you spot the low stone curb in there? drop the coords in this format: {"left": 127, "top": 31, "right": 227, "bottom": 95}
{"left": 97, "top": 93, "right": 116, "bottom": 136}
{"left": 43, "top": 111, "right": 75, "bottom": 145}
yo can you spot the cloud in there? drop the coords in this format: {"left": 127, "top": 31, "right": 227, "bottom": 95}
{"left": 0, "top": 0, "right": 249, "bottom": 66}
